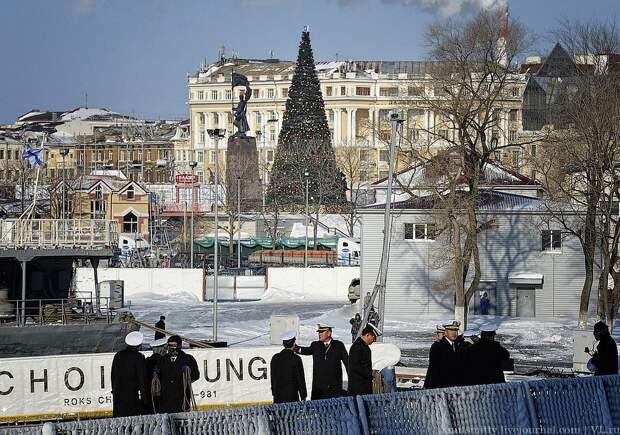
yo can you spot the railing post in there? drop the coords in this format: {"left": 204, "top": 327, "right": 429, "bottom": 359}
{"left": 61, "top": 299, "right": 65, "bottom": 324}
{"left": 39, "top": 300, "right": 42, "bottom": 325}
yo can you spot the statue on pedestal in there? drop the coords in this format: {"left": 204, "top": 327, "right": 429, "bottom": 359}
{"left": 232, "top": 72, "right": 251, "bottom": 137}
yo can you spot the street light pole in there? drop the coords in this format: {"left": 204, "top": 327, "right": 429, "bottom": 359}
{"left": 237, "top": 176, "right": 241, "bottom": 269}
{"left": 189, "top": 160, "right": 197, "bottom": 268}
{"left": 208, "top": 128, "right": 225, "bottom": 342}
{"left": 304, "top": 170, "right": 309, "bottom": 268}
{"left": 60, "top": 148, "right": 69, "bottom": 219}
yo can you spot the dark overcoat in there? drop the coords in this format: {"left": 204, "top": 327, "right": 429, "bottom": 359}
{"left": 156, "top": 350, "right": 200, "bottom": 413}
{"left": 592, "top": 334, "right": 619, "bottom": 376}
{"left": 111, "top": 347, "right": 149, "bottom": 417}
{"left": 469, "top": 338, "right": 510, "bottom": 385}
{"left": 424, "top": 338, "right": 460, "bottom": 389}
{"left": 154, "top": 320, "right": 166, "bottom": 340}
{"left": 298, "top": 340, "right": 349, "bottom": 399}
{"left": 348, "top": 337, "right": 373, "bottom": 396}
{"left": 270, "top": 348, "right": 307, "bottom": 403}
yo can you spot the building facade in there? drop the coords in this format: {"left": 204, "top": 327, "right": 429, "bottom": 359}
{"left": 187, "top": 58, "right": 528, "bottom": 188}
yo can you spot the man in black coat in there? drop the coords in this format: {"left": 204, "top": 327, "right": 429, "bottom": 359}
{"left": 348, "top": 323, "right": 380, "bottom": 396}
{"left": 111, "top": 331, "right": 149, "bottom": 417}
{"left": 156, "top": 335, "right": 200, "bottom": 413}
{"left": 297, "top": 324, "right": 349, "bottom": 400}
{"left": 591, "top": 321, "right": 618, "bottom": 376}
{"left": 424, "top": 320, "right": 461, "bottom": 389}
{"left": 270, "top": 331, "right": 307, "bottom": 403}
{"left": 469, "top": 326, "right": 510, "bottom": 385}
{"left": 154, "top": 316, "right": 166, "bottom": 340}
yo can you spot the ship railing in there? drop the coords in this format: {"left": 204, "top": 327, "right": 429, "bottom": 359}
{"left": 0, "top": 219, "right": 118, "bottom": 250}
{"left": 3, "top": 293, "right": 115, "bottom": 326}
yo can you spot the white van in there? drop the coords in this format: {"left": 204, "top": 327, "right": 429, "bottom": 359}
{"left": 337, "top": 237, "right": 360, "bottom": 266}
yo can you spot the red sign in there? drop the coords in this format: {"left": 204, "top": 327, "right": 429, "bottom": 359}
{"left": 175, "top": 173, "right": 199, "bottom": 185}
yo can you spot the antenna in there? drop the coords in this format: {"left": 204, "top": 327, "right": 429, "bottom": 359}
{"left": 218, "top": 46, "right": 225, "bottom": 63}
{"left": 85, "top": 92, "right": 88, "bottom": 109}
{"left": 269, "top": 49, "right": 275, "bottom": 59}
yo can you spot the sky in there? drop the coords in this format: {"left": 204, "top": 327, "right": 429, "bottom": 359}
{"left": 1, "top": 0, "right": 618, "bottom": 124}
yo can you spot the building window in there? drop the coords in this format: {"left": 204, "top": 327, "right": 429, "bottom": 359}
{"left": 267, "top": 88, "right": 275, "bottom": 98}
{"left": 126, "top": 185, "right": 135, "bottom": 199}
{"left": 123, "top": 212, "right": 138, "bottom": 233}
{"left": 541, "top": 229, "right": 561, "bottom": 251}
{"left": 408, "top": 128, "right": 420, "bottom": 142}
{"left": 211, "top": 90, "right": 218, "bottom": 100}
{"left": 531, "top": 144, "right": 537, "bottom": 159}
{"left": 200, "top": 131, "right": 205, "bottom": 143}
{"left": 0, "top": 150, "right": 3, "bottom": 159}
{"left": 509, "top": 130, "right": 518, "bottom": 142}
{"left": 328, "top": 110, "right": 335, "bottom": 123}
{"left": 198, "top": 91, "right": 204, "bottom": 100}
{"left": 509, "top": 110, "right": 518, "bottom": 122}
{"left": 360, "top": 149, "right": 373, "bottom": 162}
{"left": 405, "top": 223, "right": 436, "bottom": 240}
{"left": 255, "top": 112, "right": 263, "bottom": 125}
{"left": 341, "top": 86, "right": 346, "bottom": 96}
{"left": 326, "top": 86, "right": 332, "bottom": 96}
{"left": 269, "top": 129, "right": 276, "bottom": 142}
{"left": 225, "top": 89, "right": 232, "bottom": 100}
{"left": 408, "top": 86, "right": 424, "bottom": 96}
{"left": 434, "top": 86, "right": 448, "bottom": 96}
{"left": 512, "top": 149, "right": 522, "bottom": 168}
{"left": 210, "top": 150, "right": 217, "bottom": 163}
{"left": 494, "top": 150, "right": 502, "bottom": 161}
{"left": 438, "top": 129, "right": 448, "bottom": 139}
{"left": 356, "top": 87, "right": 371, "bottom": 96}
{"left": 213, "top": 113, "right": 220, "bottom": 126}
{"left": 281, "top": 88, "right": 288, "bottom": 97}
{"left": 197, "top": 151, "right": 204, "bottom": 163}
{"left": 267, "top": 150, "right": 274, "bottom": 162}
{"left": 379, "top": 87, "right": 399, "bottom": 97}
{"left": 379, "top": 150, "right": 389, "bottom": 162}
{"left": 512, "top": 87, "right": 519, "bottom": 97}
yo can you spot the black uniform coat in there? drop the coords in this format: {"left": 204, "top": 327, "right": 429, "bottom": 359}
{"left": 469, "top": 338, "right": 510, "bottom": 385}
{"left": 270, "top": 348, "right": 307, "bottom": 403}
{"left": 424, "top": 337, "right": 460, "bottom": 389}
{"left": 111, "top": 347, "right": 149, "bottom": 417}
{"left": 348, "top": 337, "right": 373, "bottom": 396}
{"left": 299, "top": 339, "right": 349, "bottom": 399}
{"left": 156, "top": 350, "right": 200, "bottom": 413}
{"left": 592, "top": 334, "right": 619, "bottom": 376}
{"left": 145, "top": 353, "right": 162, "bottom": 414}
{"left": 154, "top": 320, "right": 166, "bottom": 340}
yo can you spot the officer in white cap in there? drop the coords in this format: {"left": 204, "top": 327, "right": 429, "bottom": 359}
{"left": 111, "top": 330, "right": 148, "bottom": 417}
{"left": 270, "top": 330, "right": 307, "bottom": 403}
{"left": 469, "top": 325, "right": 510, "bottom": 385}
{"left": 296, "top": 324, "right": 349, "bottom": 400}
{"left": 424, "top": 320, "right": 461, "bottom": 389}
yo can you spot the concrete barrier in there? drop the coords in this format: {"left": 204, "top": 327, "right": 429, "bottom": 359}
{"left": 266, "top": 267, "right": 359, "bottom": 301}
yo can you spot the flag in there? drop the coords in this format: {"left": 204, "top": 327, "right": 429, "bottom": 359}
{"left": 22, "top": 145, "right": 45, "bottom": 167}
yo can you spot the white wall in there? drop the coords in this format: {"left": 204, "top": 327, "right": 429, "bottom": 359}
{"left": 267, "top": 267, "right": 359, "bottom": 301}
{"left": 75, "top": 266, "right": 360, "bottom": 303}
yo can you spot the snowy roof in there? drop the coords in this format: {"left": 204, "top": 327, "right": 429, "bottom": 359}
{"left": 60, "top": 107, "right": 135, "bottom": 122}
{"left": 362, "top": 190, "right": 548, "bottom": 212}
{"left": 68, "top": 174, "right": 142, "bottom": 193}
{"left": 371, "top": 159, "right": 542, "bottom": 190}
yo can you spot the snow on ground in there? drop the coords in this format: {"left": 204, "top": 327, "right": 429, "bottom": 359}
{"left": 128, "top": 289, "right": 617, "bottom": 373}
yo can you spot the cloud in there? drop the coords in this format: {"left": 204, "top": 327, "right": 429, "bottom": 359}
{"left": 73, "top": 0, "right": 96, "bottom": 15}
{"left": 380, "top": 0, "right": 507, "bottom": 17}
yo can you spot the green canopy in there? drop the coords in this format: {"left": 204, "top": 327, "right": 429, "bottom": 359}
{"left": 194, "top": 235, "right": 339, "bottom": 251}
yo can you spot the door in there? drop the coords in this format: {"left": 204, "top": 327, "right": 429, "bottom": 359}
{"left": 516, "top": 287, "right": 536, "bottom": 317}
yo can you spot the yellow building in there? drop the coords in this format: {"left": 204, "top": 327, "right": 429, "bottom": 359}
{"left": 53, "top": 173, "right": 150, "bottom": 239}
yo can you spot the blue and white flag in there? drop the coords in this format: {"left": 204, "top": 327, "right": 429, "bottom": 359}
{"left": 22, "top": 145, "right": 45, "bottom": 167}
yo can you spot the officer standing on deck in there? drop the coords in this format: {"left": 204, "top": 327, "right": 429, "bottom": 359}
{"left": 270, "top": 331, "right": 307, "bottom": 403}
{"left": 154, "top": 315, "right": 166, "bottom": 340}
{"left": 156, "top": 335, "right": 200, "bottom": 413}
{"left": 111, "top": 331, "right": 149, "bottom": 417}
{"left": 348, "top": 323, "right": 381, "bottom": 396}
{"left": 469, "top": 325, "right": 510, "bottom": 385}
{"left": 424, "top": 320, "right": 461, "bottom": 389}
{"left": 296, "top": 324, "right": 349, "bottom": 399}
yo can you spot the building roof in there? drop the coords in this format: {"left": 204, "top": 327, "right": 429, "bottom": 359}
{"left": 67, "top": 174, "right": 142, "bottom": 193}
{"left": 363, "top": 189, "right": 546, "bottom": 212}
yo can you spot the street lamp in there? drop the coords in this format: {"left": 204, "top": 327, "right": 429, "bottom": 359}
{"left": 207, "top": 128, "right": 226, "bottom": 342}
{"left": 304, "top": 170, "right": 309, "bottom": 268}
{"left": 237, "top": 176, "right": 241, "bottom": 269}
{"left": 255, "top": 130, "right": 266, "bottom": 209}
{"left": 59, "top": 148, "right": 70, "bottom": 220}
{"left": 189, "top": 160, "right": 198, "bottom": 268}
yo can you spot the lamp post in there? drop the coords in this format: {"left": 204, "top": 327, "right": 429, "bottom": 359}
{"left": 256, "top": 130, "right": 265, "bottom": 209}
{"left": 237, "top": 176, "right": 241, "bottom": 268}
{"left": 207, "top": 128, "right": 225, "bottom": 342}
{"left": 304, "top": 170, "right": 309, "bottom": 268}
{"left": 189, "top": 160, "right": 198, "bottom": 268}
{"left": 60, "top": 148, "right": 69, "bottom": 220}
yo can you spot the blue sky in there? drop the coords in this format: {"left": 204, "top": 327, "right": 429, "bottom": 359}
{"left": 1, "top": 0, "right": 617, "bottom": 123}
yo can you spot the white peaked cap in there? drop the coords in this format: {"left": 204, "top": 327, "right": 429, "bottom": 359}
{"left": 125, "top": 331, "right": 144, "bottom": 346}
{"left": 151, "top": 338, "right": 168, "bottom": 347}
{"left": 463, "top": 330, "right": 479, "bottom": 337}
{"left": 280, "top": 330, "right": 297, "bottom": 341}
{"left": 480, "top": 325, "right": 497, "bottom": 333}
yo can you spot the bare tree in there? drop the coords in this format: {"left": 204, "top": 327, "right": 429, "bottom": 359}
{"left": 538, "top": 19, "right": 620, "bottom": 328}
{"left": 335, "top": 140, "right": 365, "bottom": 238}
{"left": 394, "top": 9, "right": 532, "bottom": 328}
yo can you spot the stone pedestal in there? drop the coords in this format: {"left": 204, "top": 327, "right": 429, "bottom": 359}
{"left": 226, "top": 136, "right": 262, "bottom": 211}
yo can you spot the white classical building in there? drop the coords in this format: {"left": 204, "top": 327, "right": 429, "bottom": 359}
{"left": 187, "top": 58, "right": 528, "bottom": 187}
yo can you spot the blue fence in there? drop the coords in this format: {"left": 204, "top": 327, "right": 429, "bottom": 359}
{"left": 5, "top": 375, "right": 620, "bottom": 435}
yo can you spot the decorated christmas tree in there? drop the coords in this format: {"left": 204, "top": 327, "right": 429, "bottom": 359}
{"left": 267, "top": 29, "right": 346, "bottom": 206}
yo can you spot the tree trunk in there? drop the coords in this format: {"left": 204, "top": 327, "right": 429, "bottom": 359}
{"left": 578, "top": 195, "right": 598, "bottom": 329}
{"left": 452, "top": 217, "right": 466, "bottom": 330}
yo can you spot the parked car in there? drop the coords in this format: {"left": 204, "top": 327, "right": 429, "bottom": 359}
{"left": 348, "top": 278, "right": 360, "bottom": 303}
